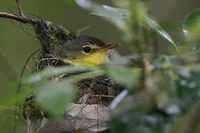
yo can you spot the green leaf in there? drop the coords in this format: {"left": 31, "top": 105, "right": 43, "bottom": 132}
{"left": 75, "top": 0, "right": 126, "bottom": 30}
{"left": 144, "top": 16, "right": 178, "bottom": 52}
{"left": 111, "top": 111, "right": 173, "bottom": 133}
{"left": 25, "top": 65, "right": 96, "bottom": 84}
{"left": 154, "top": 71, "right": 179, "bottom": 115}
{"left": 153, "top": 55, "right": 180, "bottom": 69}
{"left": 36, "top": 80, "right": 75, "bottom": 117}
{"left": 183, "top": 8, "right": 200, "bottom": 43}
{"left": 107, "top": 66, "right": 141, "bottom": 89}
{"left": 176, "top": 66, "right": 200, "bottom": 112}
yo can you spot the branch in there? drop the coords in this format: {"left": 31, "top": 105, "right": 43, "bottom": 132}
{"left": 182, "top": 102, "right": 200, "bottom": 133}
{"left": 0, "top": 0, "right": 35, "bottom": 24}
{"left": 0, "top": 12, "right": 35, "bottom": 24}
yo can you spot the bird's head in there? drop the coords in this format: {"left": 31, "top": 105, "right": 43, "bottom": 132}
{"left": 61, "top": 36, "right": 119, "bottom": 66}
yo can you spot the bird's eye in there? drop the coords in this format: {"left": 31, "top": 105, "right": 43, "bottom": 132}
{"left": 83, "top": 46, "right": 92, "bottom": 54}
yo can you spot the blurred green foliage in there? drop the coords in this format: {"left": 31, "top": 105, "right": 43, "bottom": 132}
{"left": 1, "top": 0, "right": 200, "bottom": 133}
{"left": 36, "top": 80, "right": 75, "bottom": 117}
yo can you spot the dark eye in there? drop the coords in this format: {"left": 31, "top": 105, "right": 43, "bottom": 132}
{"left": 83, "top": 46, "right": 92, "bottom": 54}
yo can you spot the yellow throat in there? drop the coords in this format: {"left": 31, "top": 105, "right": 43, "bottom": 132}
{"left": 63, "top": 51, "right": 109, "bottom": 66}
{"left": 63, "top": 43, "right": 119, "bottom": 66}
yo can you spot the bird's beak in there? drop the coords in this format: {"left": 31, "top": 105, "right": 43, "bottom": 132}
{"left": 99, "top": 43, "right": 120, "bottom": 52}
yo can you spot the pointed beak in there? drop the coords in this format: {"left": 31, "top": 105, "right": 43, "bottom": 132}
{"left": 99, "top": 43, "right": 120, "bottom": 52}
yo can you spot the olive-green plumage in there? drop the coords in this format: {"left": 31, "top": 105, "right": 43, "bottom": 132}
{"left": 23, "top": 20, "right": 120, "bottom": 123}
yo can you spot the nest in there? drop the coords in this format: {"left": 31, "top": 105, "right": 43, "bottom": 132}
{"left": 23, "top": 20, "right": 120, "bottom": 133}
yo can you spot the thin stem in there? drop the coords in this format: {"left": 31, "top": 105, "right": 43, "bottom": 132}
{"left": 182, "top": 102, "right": 200, "bottom": 133}
{"left": 16, "top": 0, "right": 24, "bottom": 17}
{"left": 0, "top": 12, "right": 34, "bottom": 24}
{"left": 14, "top": 49, "right": 40, "bottom": 133}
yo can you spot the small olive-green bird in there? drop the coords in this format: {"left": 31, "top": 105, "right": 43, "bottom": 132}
{"left": 33, "top": 20, "right": 119, "bottom": 69}
{"left": 24, "top": 20, "right": 120, "bottom": 122}
{"left": 61, "top": 35, "right": 119, "bottom": 66}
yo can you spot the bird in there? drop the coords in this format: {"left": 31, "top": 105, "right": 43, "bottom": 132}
{"left": 33, "top": 20, "right": 120, "bottom": 69}
{"left": 23, "top": 20, "right": 121, "bottom": 123}
{"left": 60, "top": 35, "right": 119, "bottom": 66}
{"left": 32, "top": 20, "right": 121, "bottom": 103}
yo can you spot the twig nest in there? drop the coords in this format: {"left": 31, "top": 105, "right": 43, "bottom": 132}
{"left": 66, "top": 103, "right": 110, "bottom": 132}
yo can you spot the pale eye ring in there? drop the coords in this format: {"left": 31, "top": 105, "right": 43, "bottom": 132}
{"left": 83, "top": 46, "right": 92, "bottom": 54}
